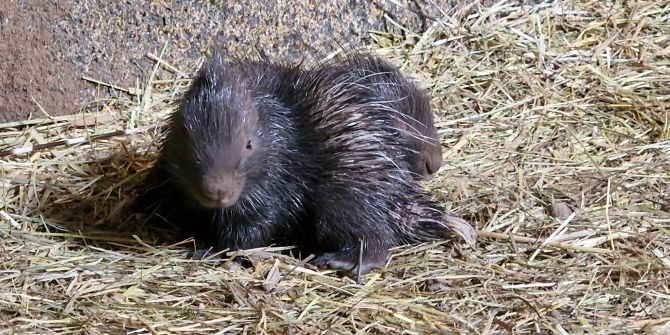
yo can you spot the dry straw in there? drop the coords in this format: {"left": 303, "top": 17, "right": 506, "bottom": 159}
{"left": 1, "top": 0, "right": 669, "bottom": 334}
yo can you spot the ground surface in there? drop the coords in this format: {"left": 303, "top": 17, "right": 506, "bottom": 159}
{"left": 0, "top": 0, "right": 458, "bottom": 122}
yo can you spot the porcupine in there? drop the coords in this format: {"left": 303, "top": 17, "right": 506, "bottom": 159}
{"left": 130, "top": 52, "right": 475, "bottom": 275}
{"left": 286, "top": 53, "right": 474, "bottom": 273}
{"left": 316, "top": 52, "right": 443, "bottom": 180}
{"left": 131, "top": 53, "right": 318, "bottom": 254}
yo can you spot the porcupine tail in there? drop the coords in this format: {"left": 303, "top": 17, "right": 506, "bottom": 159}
{"left": 400, "top": 192, "right": 477, "bottom": 247}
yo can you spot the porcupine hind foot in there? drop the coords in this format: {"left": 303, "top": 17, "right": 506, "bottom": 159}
{"left": 310, "top": 244, "right": 389, "bottom": 276}
{"left": 307, "top": 180, "right": 407, "bottom": 276}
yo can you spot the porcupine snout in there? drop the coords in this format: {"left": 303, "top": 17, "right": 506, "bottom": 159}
{"left": 199, "top": 171, "right": 244, "bottom": 209}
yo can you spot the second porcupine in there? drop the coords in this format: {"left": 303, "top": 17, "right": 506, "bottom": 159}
{"left": 131, "top": 52, "right": 475, "bottom": 275}
{"left": 288, "top": 54, "right": 474, "bottom": 273}
{"left": 316, "top": 53, "right": 443, "bottom": 180}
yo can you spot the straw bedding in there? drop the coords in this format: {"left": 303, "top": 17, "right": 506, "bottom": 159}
{"left": 0, "top": 1, "right": 668, "bottom": 334}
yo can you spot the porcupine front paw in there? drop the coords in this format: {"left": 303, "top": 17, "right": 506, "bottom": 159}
{"left": 310, "top": 248, "right": 388, "bottom": 276}
{"left": 188, "top": 248, "right": 220, "bottom": 260}
{"left": 188, "top": 248, "right": 257, "bottom": 269}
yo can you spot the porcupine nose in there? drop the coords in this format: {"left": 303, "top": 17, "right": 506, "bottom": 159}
{"left": 201, "top": 173, "right": 242, "bottom": 209}
{"left": 215, "top": 189, "right": 237, "bottom": 208}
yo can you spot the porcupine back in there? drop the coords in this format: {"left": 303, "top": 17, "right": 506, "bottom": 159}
{"left": 283, "top": 54, "right": 475, "bottom": 273}
{"left": 131, "top": 54, "right": 317, "bottom": 252}
{"left": 316, "top": 53, "right": 443, "bottom": 180}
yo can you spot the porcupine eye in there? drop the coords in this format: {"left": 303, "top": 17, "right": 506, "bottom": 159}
{"left": 246, "top": 140, "right": 253, "bottom": 150}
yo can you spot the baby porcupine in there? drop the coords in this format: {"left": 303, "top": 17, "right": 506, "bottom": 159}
{"left": 130, "top": 52, "right": 475, "bottom": 276}
{"left": 131, "top": 54, "right": 316, "bottom": 252}
{"left": 288, "top": 53, "right": 474, "bottom": 273}
{"left": 314, "top": 53, "right": 443, "bottom": 180}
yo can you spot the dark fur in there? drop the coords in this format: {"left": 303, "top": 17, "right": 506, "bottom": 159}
{"left": 132, "top": 55, "right": 317, "bottom": 251}
{"left": 283, "top": 53, "right": 472, "bottom": 273}
{"left": 315, "top": 53, "right": 443, "bottom": 179}
{"left": 130, "top": 52, "right": 474, "bottom": 276}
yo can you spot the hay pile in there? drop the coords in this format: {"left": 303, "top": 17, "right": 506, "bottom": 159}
{"left": 1, "top": 1, "right": 669, "bottom": 334}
